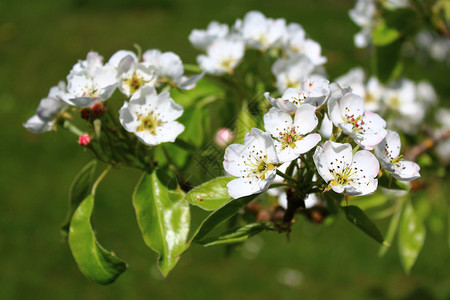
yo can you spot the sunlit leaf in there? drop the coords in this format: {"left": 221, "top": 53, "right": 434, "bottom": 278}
{"left": 235, "top": 100, "right": 257, "bottom": 144}
{"left": 185, "top": 176, "right": 234, "bottom": 210}
{"left": 61, "top": 161, "right": 97, "bottom": 238}
{"left": 200, "top": 222, "right": 271, "bottom": 247}
{"left": 68, "top": 167, "right": 127, "bottom": 285}
{"left": 342, "top": 205, "right": 388, "bottom": 245}
{"left": 372, "top": 22, "right": 400, "bottom": 46}
{"left": 398, "top": 200, "right": 426, "bottom": 273}
{"left": 133, "top": 171, "right": 190, "bottom": 277}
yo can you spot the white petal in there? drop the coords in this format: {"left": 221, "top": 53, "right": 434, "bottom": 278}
{"left": 340, "top": 93, "right": 365, "bottom": 120}
{"left": 293, "top": 104, "right": 318, "bottom": 135}
{"left": 313, "top": 145, "right": 334, "bottom": 182}
{"left": 223, "top": 143, "right": 247, "bottom": 177}
{"left": 227, "top": 178, "right": 257, "bottom": 199}
{"left": 23, "top": 115, "right": 52, "bottom": 133}
{"left": 393, "top": 161, "right": 420, "bottom": 181}
{"left": 108, "top": 50, "right": 138, "bottom": 68}
{"left": 263, "top": 108, "right": 293, "bottom": 137}
{"left": 352, "top": 150, "right": 380, "bottom": 179}
{"left": 294, "top": 133, "right": 321, "bottom": 154}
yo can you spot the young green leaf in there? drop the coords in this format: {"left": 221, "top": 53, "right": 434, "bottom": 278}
{"left": 235, "top": 100, "right": 257, "bottom": 144}
{"left": 133, "top": 172, "right": 190, "bottom": 277}
{"left": 372, "top": 22, "right": 400, "bottom": 46}
{"left": 185, "top": 176, "right": 234, "bottom": 210}
{"left": 398, "top": 200, "right": 426, "bottom": 273}
{"left": 199, "top": 222, "right": 270, "bottom": 247}
{"left": 68, "top": 194, "right": 127, "bottom": 285}
{"left": 190, "top": 195, "right": 257, "bottom": 243}
{"left": 342, "top": 205, "right": 388, "bottom": 246}
{"left": 379, "top": 199, "right": 405, "bottom": 257}
{"left": 61, "top": 160, "right": 97, "bottom": 238}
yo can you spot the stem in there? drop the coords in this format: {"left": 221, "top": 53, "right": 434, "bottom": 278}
{"left": 92, "top": 165, "right": 112, "bottom": 194}
{"left": 276, "top": 170, "right": 299, "bottom": 184}
{"left": 62, "top": 120, "right": 84, "bottom": 136}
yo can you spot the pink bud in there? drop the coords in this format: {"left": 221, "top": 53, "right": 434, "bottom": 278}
{"left": 78, "top": 134, "right": 91, "bottom": 146}
{"left": 92, "top": 103, "right": 106, "bottom": 117}
{"left": 215, "top": 128, "right": 234, "bottom": 148}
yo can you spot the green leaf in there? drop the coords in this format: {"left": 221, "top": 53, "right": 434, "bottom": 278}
{"left": 378, "top": 199, "right": 405, "bottom": 257}
{"left": 378, "top": 173, "right": 410, "bottom": 191}
{"left": 68, "top": 167, "right": 127, "bottom": 285}
{"left": 178, "top": 105, "right": 205, "bottom": 148}
{"left": 200, "top": 222, "right": 270, "bottom": 247}
{"left": 61, "top": 161, "right": 97, "bottom": 237}
{"left": 133, "top": 172, "right": 190, "bottom": 277}
{"left": 372, "top": 22, "right": 400, "bottom": 46}
{"left": 185, "top": 177, "right": 234, "bottom": 210}
{"left": 353, "top": 193, "right": 389, "bottom": 211}
{"left": 342, "top": 205, "right": 388, "bottom": 245}
{"left": 235, "top": 100, "right": 257, "bottom": 144}
{"left": 398, "top": 200, "right": 426, "bottom": 273}
{"left": 191, "top": 195, "right": 256, "bottom": 243}
{"left": 374, "top": 39, "right": 403, "bottom": 83}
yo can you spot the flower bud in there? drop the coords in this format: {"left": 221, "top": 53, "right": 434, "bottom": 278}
{"left": 80, "top": 108, "right": 91, "bottom": 120}
{"left": 78, "top": 134, "right": 91, "bottom": 146}
{"left": 92, "top": 102, "right": 106, "bottom": 117}
{"left": 214, "top": 128, "right": 234, "bottom": 148}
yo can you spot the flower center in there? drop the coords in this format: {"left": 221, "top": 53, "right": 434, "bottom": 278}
{"left": 276, "top": 127, "right": 302, "bottom": 150}
{"left": 242, "top": 150, "right": 275, "bottom": 181}
{"left": 390, "top": 154, "right": 404, "bottom": 165}
{"left": 137, "top": 112, "right": 164, "bottom": 135}
{"left": 221, "top": 57, "right": 236, "bottom": 73}
{"left": 330, "top": 165, "right": 356, "bottom": 186}
{"left": 345, "top": 114, "right": 365, "bottom": 133}
{"left": 125, "top": 73, "right": 146, "bottom": 95}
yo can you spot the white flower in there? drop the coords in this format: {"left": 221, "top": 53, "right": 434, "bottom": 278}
{"left": 197, "top": 37, "right": 245, "bottom": 75}
{"left": 272, "top": 54, "right": 316, "bottom": 93}
{"left": 108, "top": 50, "right": 156, "bottom": 98}
{"left": 119, "top": 86, "right": 184, "bottom": 146}
{"left": 335, "top": 68, "right": 384, "bottom": 112}
{"left": 189, "top": 21, "right": 229, "bottom": 50}
{"left": 284, "top": 23, "right": 326, "bottom": 65}
{"left": 143, "top": 49, "right": 203, "bottom": 90}
{"left": 320, "top": 113, "right": 333, "bottom": 139}
{"left": 374, "top": 130, "right": 420, "bottom": 181}
{"left": 383, "top": 0, "right": 409, "bottom": 9}
{"left": 265, "top": 76, "right": 330, "bottom": 113}
{"left": 64, "top": 51, "right": 118, "bottom": 107}
{"left": 264, "top": 105, "right": 321, "bottom": 163}
{"left": 223, "top": 128, "right": 279, "bottom": 199}
{"left": 24, "top": 81, "right": 68, "bottom": 133}
{"left": 349, "top": 0, "right": 376, "bottom": 48}
{"left": 416, "top": 81, "right": 437, "bottom": 106}
{"left": 235, "top": 11, "right": 287, "bottom": 50}
{"left": 328, "top": 90, "right": 387, "bottom": 150}
{"left": 313, "top": 141, "right": 379, "bottom": 196}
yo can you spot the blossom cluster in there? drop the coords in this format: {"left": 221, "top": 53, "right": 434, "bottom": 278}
{"left": 189, "top": 10, "right": 326, "bottom": 92}
{"left": 224, "top": 76, "right": 421, "bottom": 200}
{"left": 336, "top": 68, "right": 437, "bottom": 133}
{"left": 24, "top": 49, "right": 203, "bottom": 146}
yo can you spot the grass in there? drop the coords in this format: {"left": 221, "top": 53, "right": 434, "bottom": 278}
{"left": 1, "top": 0, "right": 449, "bottom": 299}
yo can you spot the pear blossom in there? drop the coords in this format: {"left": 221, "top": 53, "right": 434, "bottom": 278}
{"left": 374, "top": 130, "right": 420, "bottom": 181}
{"left": 320, "top": 113, "right": 333, "bottom": 139}
{"left": 119, "top": 86, "right": 184, "bottom": 146}
{"left": 336, "top": 68, "right": 385, "bottom": 112}
{"left": 265, "top": 76, "right": 330, "bottom": 113}
{"left": 108, "top": 50, "right": 156, "bottom": 97}
{"left": 284, "top": 23, "right": 326, "bottom": 65}
{"left": 264, "top": 105, "right": 321, "bottom": 163}
{"left": 197, "top": 38, "right": 245, "bottom": 75}
{"left": 78, "top": 134, "right": 91, "bottom": 146}
{"left": 349, "top": 0, "right": 376, "bottom": 48}
{"left": 314, "top": 141, "right": 379, "bottom": 196}
{"left": 215, "top": 128, "right": 235, "bottom": 148}
{"left": 234, "top": 11, "right": 287, "bottom": 50}
{"left": 189, "top": 21, "right": 229, "bottom": 50}
{"left": 142, "top": 49, "right": 203, "bottom": 90}
{"left": 416, "top": 30, "right": 450, "bottom": 62}
{"left": 24, "top": 81, "right": 68, "bottom": 133}
{"left": 272, "top": 55, "right": 318, "bottom": 93}
{"left": 64, "top": 51, "right": 118, "bottom": 107}
{"left": 328, "top": 89, "right": 387, "bottom": 150}
{"left": 223, "top": 128, "right": 279, "bottom": 199}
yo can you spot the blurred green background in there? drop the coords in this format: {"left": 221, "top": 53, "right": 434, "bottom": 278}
{"left": 1, "top": 0, "right": 449, "bottom": 299}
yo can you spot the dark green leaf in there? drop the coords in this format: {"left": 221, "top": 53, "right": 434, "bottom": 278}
{"left": 200, "top": 222, "right": 270, "bottom": 247}
{"left": 378, "top": 173, "right": 410, "bottom": 191}
{"left": 61, "top": 161, "right": 97, "bottom": 237}
{"left": 191, "top": 195, "right": 256, "bottom": 243}
{"left": 374, "top": 39, "right": 403, "bottom": 83}
{"left": 185, "top": 177, "right": 234, "bottom": 210}
{"left": 133, "top": 172, "right": 190, "bottom": 277}
{"left": 68, "top": 167, "right": 127, "bottom": 285}
{"left": 398, "top": 200, "right": 426, "bottom": 273}
{"left": 342, "top": 205, "right": 388, "bottom": 245}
